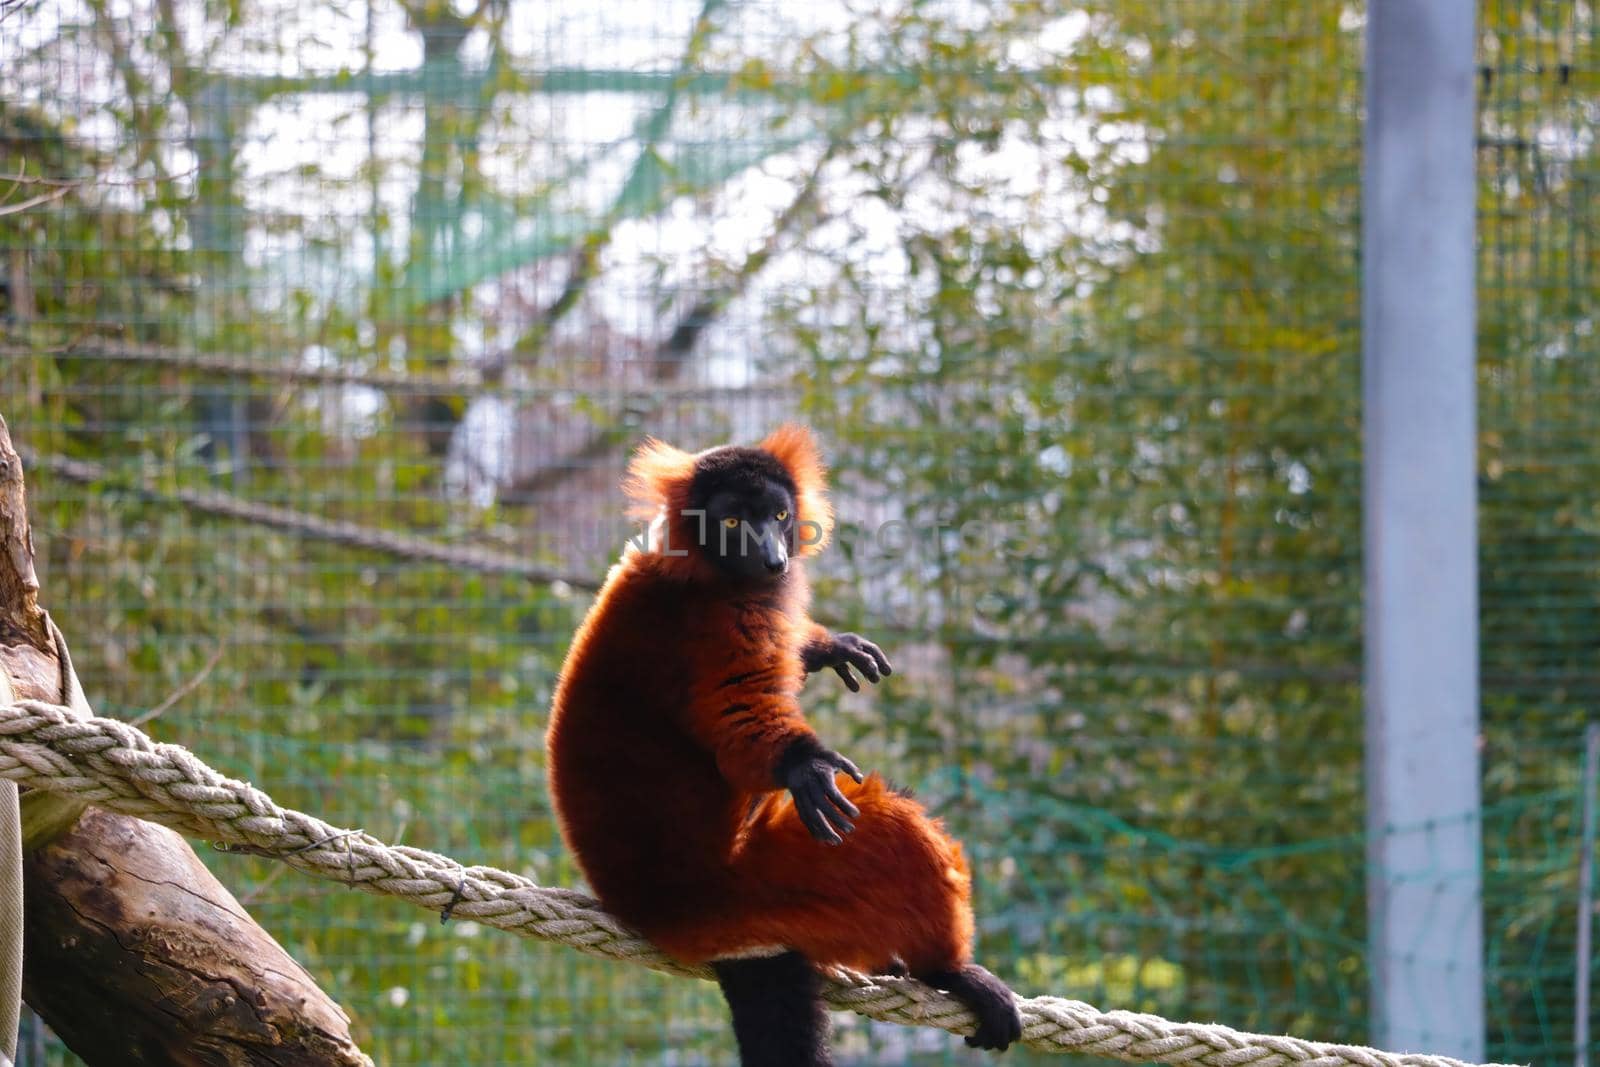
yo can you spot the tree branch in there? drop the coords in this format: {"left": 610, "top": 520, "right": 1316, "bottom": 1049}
{"left": 7, "top": 336, "right": 787, "bottom": 401}
{"left": 22, "top": 448, "right": 601, "bottom": 591}
{"left": 502, "top": 141, "right": 841, "bottom": 503}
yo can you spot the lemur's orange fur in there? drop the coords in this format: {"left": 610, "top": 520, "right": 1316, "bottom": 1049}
{"left": 546, "top": 426, "right": 975, "bottom": 974}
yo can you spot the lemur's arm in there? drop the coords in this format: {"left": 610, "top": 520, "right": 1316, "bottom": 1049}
{"left": 686, "top": 657, "right": 863, "bottom": 845}
{"left": 800, "top": 622, "right": 893, "bottom": 692}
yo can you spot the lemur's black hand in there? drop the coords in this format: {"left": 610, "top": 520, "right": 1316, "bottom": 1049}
{"left": 802, "top": 632, "right": 893, "bottom": 693}
{"left": 775, "top": 737, "right": 866, "bottom": 846}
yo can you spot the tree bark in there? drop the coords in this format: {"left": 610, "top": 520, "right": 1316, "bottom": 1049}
{"left": 0, "top": 413, "right": 372, "bottom": 1066}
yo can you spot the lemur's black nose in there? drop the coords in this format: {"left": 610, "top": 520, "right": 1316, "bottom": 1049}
{"left": 762, "top": 535, "right": 789, "bottom": 574}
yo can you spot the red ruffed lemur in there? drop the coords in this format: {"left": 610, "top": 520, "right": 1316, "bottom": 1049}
{"left": 546, "top": 425, "right": 1022, "bottom": 1066}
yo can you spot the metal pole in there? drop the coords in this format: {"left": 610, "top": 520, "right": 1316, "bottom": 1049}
{"left": 1577, "top": 724, "right": 1599, "bottom": 1067}
{"left": 1363, "top": 1, "right": 1483, "bottom": 1061}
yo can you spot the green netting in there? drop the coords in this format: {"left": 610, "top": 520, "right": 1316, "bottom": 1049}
{"left": 0, "top": 1, "right": 1594, "bottom": 1064}
{"left": 1478, "top": 4, "right": 1600, "bottom": 1062}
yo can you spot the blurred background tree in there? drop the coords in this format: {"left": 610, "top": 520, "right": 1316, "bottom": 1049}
{"left": 0, "top": 0, "right": 1594, "bottom": 1063}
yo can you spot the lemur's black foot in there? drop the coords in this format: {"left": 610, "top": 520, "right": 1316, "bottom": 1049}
{"left": 917, "top": 963, "right": 1024, "bottom": 1052}
{"left": 714, "top": 951, "right": 834, "bottom": 1067}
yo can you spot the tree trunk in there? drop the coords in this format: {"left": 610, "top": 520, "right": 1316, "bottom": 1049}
{"left": 0, "top": 413, "right": 372, "bottom": 1066}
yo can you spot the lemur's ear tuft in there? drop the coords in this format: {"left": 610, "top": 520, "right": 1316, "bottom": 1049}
{"left": 758, "top": 424, "right": 833, "bottom": 555}
{"left": 623, "top": 437, "right": 697, "bottom": 522}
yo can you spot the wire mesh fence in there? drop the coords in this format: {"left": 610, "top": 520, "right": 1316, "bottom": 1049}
{"left": 0, "top": 0, "right": 1594, "bottom": 1064}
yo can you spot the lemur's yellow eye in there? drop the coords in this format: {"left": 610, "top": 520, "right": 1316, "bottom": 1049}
{"left": 775, "top": 510, "right": 789, "bottom": 522}
{"left": 722, "top": 516, "right": 740, "bottom": 529}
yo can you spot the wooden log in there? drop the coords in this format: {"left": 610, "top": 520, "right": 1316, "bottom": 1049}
{"left": 0, "top": 410, "right": 43, "bottom": 1063}
{"left": 0, "top": 413, "right": 372, "bottom": 1067}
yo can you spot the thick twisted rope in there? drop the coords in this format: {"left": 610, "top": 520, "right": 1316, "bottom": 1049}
{"left": 0, "top": 697, "right": 1516, "bottom": 1067}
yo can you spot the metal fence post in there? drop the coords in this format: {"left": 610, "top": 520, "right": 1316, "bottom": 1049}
{"left": 1363, "top": 1, "right": 1484, "bottom": 1060}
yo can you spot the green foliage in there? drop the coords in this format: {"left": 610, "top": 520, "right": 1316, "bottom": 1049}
{"left": 1, "top": 0, "right": 1596, "bottom": 1064}
{"left": 774, "top": 0, "right": 1368, "bottom": 1045}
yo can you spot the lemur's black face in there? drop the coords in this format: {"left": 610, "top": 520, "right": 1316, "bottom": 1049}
{"left": 687, "top": 447, "right": 799, "bottom": 582}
